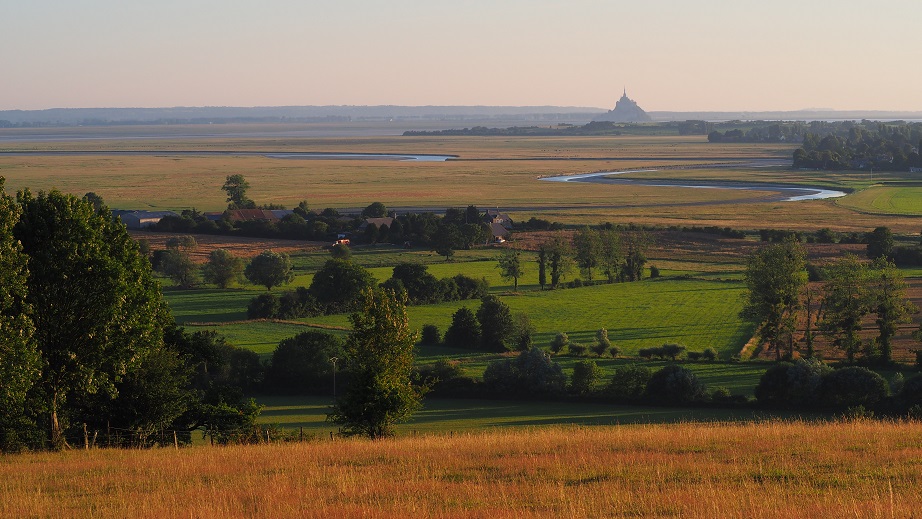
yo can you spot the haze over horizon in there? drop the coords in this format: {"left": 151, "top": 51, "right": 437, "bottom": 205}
{"left": 3, "top": 0, "right": 920, "bottom": 113}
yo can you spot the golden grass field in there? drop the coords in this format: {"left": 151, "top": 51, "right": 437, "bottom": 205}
{"left": 3, "top": 127, "right": 920, "bottom": 232}
{"left": 2, "top": 420, "right": 920, "bottom": 518}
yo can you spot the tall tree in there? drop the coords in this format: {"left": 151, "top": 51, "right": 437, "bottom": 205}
{"left": 599, "top": 229, "right": 623, "bottom": 283}
{"left": 244, "top": 250, "right": 294, "bottom": 291}
{"left": 328, "top": 288, "right": 423, "bottom": 438}
{"left": 741, "top": 239, "right": 808, "bottom": 360}
{"left": 221, "top": 174, "right": 254, "bottom": 209}
{"left": 497, "top": 249, "right": 525, "bottom": 291}
{"left": 573, "top": 226, "right": 602, "bottom": 282}
{"left": 307, "top": 258, "right": 375, "bottom": 314}
{"left": 14, "top": 189, "right": 171, "bottom": 448}
{"left": 539, "top": 236, "right": 572, "bottom": 289}
{"left": 866, "top": 226, "right": 894, "bottom": 260}
{"left": 870, "top": 258, "right": 917, "bottom": 364}
{"left": 820, "top": 254, "right": 873, "bottom": 364}
{"left": 0, "top": 179, "right": 40, "bottom": 452}
{"left": 477, "top": 295, "right": 516, "bottom": 351}
{"left": 537, "top": 246, "right": 548, "bottom": 290}
{"left": 621, "top": 229, "right": 652, "bottom": 282}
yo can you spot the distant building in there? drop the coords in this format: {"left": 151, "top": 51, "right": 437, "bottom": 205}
{"left": 592, "top": 89, "right": 653, "bottom": 123}
{"left": 224, "top": 209, "right": 281, "bottom": 222}
{"left": 358, "top": 217, "right": 395, "bottom": 232}
{"left": 484, "top": 209, "right": 513, "bottom": 230}
{"left": 115, "top": 210, "right": 179, "bottom": 229}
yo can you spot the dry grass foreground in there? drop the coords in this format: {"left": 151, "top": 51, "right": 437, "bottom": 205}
{"left": 2, "top": 421, "right": 921, "bottom": 518}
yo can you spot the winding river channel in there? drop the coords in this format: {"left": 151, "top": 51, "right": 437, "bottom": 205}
{"left": 0, "top": 151, "right": 847, "bottom": 205}
{"left": 539, "top": 160, "right": 847, "bottom": 202}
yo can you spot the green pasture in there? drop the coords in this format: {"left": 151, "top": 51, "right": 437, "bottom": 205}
{"left": 837, "top": 185, "right": 922, "bottom": 215}
{"left": 166, "top": 277, "right": 752, "bottom": 358}
{"left": 256, "top": 395, "right": 796, "bottom": 436}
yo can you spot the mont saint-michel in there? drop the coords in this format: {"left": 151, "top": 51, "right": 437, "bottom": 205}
{"left": 592, "top": 89, "right": 653, "bottom": 123}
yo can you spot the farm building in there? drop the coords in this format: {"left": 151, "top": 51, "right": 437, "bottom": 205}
{"left": 116, "top": 210, "right": 179, "bottom": 229}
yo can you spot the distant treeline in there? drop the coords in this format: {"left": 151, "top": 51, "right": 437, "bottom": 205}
{"left": 792, "top": 121, "right": 922, "bottom": 171}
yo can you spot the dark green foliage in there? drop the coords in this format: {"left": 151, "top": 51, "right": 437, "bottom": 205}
{"left": 899, "top": 374, "right": 922, "bottom": 409}
{"left": 591, "top": 329, "right": 611, "bottom": 357}
{"left": 244, "top": 250, "right": 294, "bottom": 291}
{"left": 361, "top": 201, "right": 388, "bottom": 218}
{"left": 512, "top": 313, "right": 534, "bottom": 351}
{"left": 308, "top": 259, "right": 375, "bottom": 314}
{"left": 477, "top": 295, "right": 515, "bottom": 351}
{"left": 391, "top": 263, "right": 441, "bottom": 304}
{"left": 328, "top": 289, "right": 423, "bottom": 439}
{"left": 820, "top": 367, "right": 889, "bottom": 408}
{"left": 497, "top": 249, "right": 525, "bottom": 290}
{"left": 265, "top": 331, "right": 343, "bottom": 394}
{"left": 202, "top": 249, "right": 244, "bottom": 288}
{"left": 157, "top": 248, "right": 199, "bottom": 288}
{"left": 702, "top": 347, "right": 719, "bottom": 362}
{"left": 549, "top": 332, "right": 569, "bottom": 355}
{"left": 755, "top": 358, "right": 832, "bottom": 407}
{"left": 660, "top": 343, "right": 686, "bottom": 361}
{"left": 330, "top": 243, "right": 351, "bottom": 260}
{"left": 421, "top": 324, "right": 441, "bottom": 345}
{"left": 247, "top": 293, "right": 280, "bottom": 319}
{"left": 443, "top": 307, "right": 481, "bottom": 349}
{"left": 606, "top": 364, "right": 653, "bottom": 402}
{"left": 570, "top": 360, "right": 603, "bottom": 396}
{"left": 820, "top": 255, "right": 873, "bottom": 363}
{"left": 222, "top": 174, "right": 254, "bottom": 209}
{"left": 649, "top": 265, "right": 660, "bottom": 278}
{"left": 538, "top": 236, "right": 573, "bottom": 289}
{"left": 866, "top": 227, "right": 894, "bottom": 260}
{"left": 15, "top": 189, "right": 171, "bottom": 448}
{"left": 568, "top": 342, "right": 588, "bottom": 356}
{"left": 645, "top": 365, "right": 707, "bottom": 404}
{"left": 742, "top": 239, "right": 808, "bottom": 360}
{"left": 0, "top": 178, "right": 40, "bottom": 452}
{"left": 482, "top": 348, "right": 566, "bottom": 398}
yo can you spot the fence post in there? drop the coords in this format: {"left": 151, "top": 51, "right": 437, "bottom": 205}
{"left": 83, "top": 423, "right": 88, "bottom": 450}
{"left": 299, "top": 427, "right": 303, "bottom": 442}
{"left": 174, "top": 430, "right": 179, "bottom": 450}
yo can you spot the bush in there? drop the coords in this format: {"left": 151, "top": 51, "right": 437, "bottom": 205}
{"left": 702, "top": 347, "right": 719, "bottom": 362}
{"left": 606, "top": 364, "right": 652, "bottom": 402}
{"left": 568, "top": 342, "right": 588, "bottom": 356}
{"left": 482, "top": 348, "right": 566, "bottom": 398}
{"left": 649, "top": 265, "right": 660, "bottom": 278}
{"left": 549, "top": 332, "right": 569, "bottom": 355}
{"left": 645, "top": 365, "right": 706, "bottom": 404}
{"left": 247, "top": 293, "right": 280, "bottom": 319}
{"left": 660, "top": 343, "right": 686, "bottom": 361}
{"left": 570, "top": 360, "right": 603, "bottom": 396}
{"left": 686, "top": 351, "right": 703, "bottom": 362}
{"left": 591, "top": 329, "right": 611, "bottom": 357}
{"left": 420, "top": 324, "right": 441, "bottom": 345}
{"left": 820, "top": 366, "right": 889, "bottom": 408}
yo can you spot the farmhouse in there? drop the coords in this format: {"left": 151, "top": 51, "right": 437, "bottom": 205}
{"left": 115, "top": 210, "right": 179, "bottom": 229}
{"left": 358, "top": 217, "right": 395, "bottom": 232}
{"left": 484, "top": 209, "right": 513, "bottom": 230}
{"left": 488, "top": 222, "right": 510, "bottom": 243}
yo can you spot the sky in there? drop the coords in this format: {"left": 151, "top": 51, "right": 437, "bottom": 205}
{"left": 2, "top": 0, "right": 920, "bottom": 112}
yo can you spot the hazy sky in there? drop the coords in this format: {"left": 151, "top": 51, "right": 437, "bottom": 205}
{"left": 3, "top": 0, "right": 920, "bottom": 111}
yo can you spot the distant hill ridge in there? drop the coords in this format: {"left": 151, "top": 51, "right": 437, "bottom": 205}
{"left": 2, "top": 105, "right": 921, "bottom": 126}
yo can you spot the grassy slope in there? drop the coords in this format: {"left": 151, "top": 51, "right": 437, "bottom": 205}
{"left": 4, "top": 421, "right": 921, "bottom": 518}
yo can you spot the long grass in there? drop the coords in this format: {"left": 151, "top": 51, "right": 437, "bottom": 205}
{"left": 3, "top": 420, "right": 920, "bottom": 518}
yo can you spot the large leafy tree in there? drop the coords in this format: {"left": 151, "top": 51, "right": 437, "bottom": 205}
{"left": 0, "top": 179, "right": 40, "bottom": 451}
{"left": 222, "top": 174, "right": 254, "bottom": 209}
{"left": 328, "top": 288, "right": 423, "bottom": 438}
{"left": 477, "top": 295, "right": 516, "bottom": 351}
{"left": 244, "top": 250, "right": 294, "bottom": 291}
{"left": 741, "top": 239, "right": 808, "bottom": 360}
{"left": 538, "top": 236, "right": 572, "bottom": 289}
{"left": 14, "top": 189, "right": 171, "bottom": 448}
{"left": 308, "top": 258, "right": 375, "bottom": 314}
{"left": 820, "top": 254, "right": 873, "bottom": 364}
{"left": 202, "top": 248, "right": 245, "bottom": 288}
{"left": 573, "top": 226, "right": 602, "bottom": 282}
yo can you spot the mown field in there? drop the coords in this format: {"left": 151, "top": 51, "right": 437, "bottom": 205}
{"left": 3, "top": 129, "right": 922, "bottom": 231}
{"left": 836, "top": 184, "right": 922, "bottom": 216}
{"left": 3, "top": 421, "right": 920, "bottom": 518}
